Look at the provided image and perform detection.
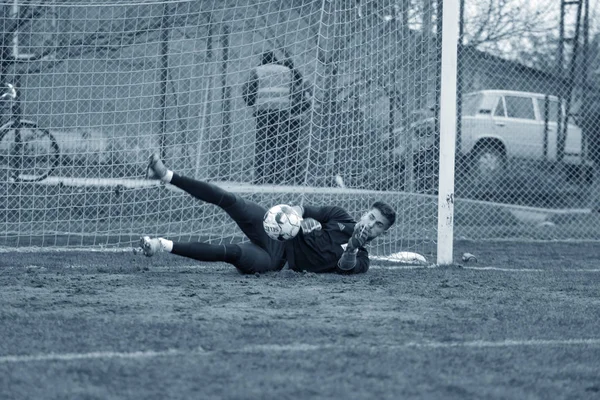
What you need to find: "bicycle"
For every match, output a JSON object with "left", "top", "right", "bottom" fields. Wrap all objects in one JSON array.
[{"left": 0, "top": 83, "right": 60, "bottom": 182}]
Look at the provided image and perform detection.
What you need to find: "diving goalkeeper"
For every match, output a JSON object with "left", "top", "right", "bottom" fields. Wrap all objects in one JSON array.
[{"left": 138, "top": 154, "right": 396, "bottom": 275}]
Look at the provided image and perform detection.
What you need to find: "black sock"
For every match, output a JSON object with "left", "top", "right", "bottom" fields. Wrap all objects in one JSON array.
[
  {"left": 170, "top": 173, "right": 237, "bottom": 208},
  {"left": 172, "top": 242, "right": 241, "bottom": 264}
]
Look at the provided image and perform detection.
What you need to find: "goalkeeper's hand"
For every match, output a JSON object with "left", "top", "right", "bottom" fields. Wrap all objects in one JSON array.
[
  {"left": 301, "top": 218, "right": 322, "bottom": 234},
  {"left": 346, "top": 223, "right": 369, "bottom": 252}
]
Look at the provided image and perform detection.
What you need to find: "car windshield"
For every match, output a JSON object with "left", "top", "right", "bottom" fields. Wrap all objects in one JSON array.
[{"left": 462, "top": 93, "right": 482, "bottom": 116}]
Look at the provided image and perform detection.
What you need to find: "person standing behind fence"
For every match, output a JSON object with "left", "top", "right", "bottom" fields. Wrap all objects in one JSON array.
[{"left": 242, "top": 51, "right": 311, "bottom": 185}]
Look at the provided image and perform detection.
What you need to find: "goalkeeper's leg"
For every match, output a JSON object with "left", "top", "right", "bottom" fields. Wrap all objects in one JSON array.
[
  {"left": 145, "top": 153, "right": 272, "bottom": 248},
  {"left": 139, "top": 236, "right": 284, "bottom": 273},
  {"left": 146, "top": 153, "right": 237, "bottom": 208}
]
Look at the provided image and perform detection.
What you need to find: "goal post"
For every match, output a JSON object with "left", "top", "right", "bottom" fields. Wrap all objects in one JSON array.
[
  {"left": 436, "top": 0, "right": 460, "bottom": 266},
  {"left": 1, "top": 0, "right": 451, "bottom": 262}
]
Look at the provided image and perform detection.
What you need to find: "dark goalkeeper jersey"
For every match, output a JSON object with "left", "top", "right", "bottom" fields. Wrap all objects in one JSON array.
[{"left": 284, "top": 205, "right": 369, "bottom": 274}]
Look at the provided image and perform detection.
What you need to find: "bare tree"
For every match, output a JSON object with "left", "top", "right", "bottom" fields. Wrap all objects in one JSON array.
[{"left": 464, "top": 0, "right": 556, "bottom": 56}]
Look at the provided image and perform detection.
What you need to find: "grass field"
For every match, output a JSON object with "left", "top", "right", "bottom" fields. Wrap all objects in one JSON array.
[{"left": 1, "top": 240, "right": 599, "bottom": 399}]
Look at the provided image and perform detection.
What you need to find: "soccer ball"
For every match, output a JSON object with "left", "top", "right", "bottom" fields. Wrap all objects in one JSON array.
[{"left": 263, "top": 204, "right": 303, "bottom": 241}]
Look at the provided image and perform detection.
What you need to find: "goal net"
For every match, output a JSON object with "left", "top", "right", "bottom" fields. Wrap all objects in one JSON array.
[{"left": 0, "top": 0, "right": 443, "bottom": 259}]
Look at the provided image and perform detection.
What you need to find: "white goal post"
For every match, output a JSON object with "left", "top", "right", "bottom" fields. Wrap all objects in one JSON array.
[
  {"left": 436, "top": 0, "right": 460, "bottom": 265},
  {"left": 0, "top": 0, "right": 462, "bottom": 264}
]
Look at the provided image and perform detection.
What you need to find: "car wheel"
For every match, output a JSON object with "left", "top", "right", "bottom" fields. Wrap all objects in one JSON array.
[{"left": 470, "top": 144, "right": 505, "bottom": 184}]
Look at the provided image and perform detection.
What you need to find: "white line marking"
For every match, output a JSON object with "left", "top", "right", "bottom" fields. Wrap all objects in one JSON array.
[
  {"left": 370, "top": 265, "right": 439, "bottom": 270},
  {"left": 3, "top": 260, "right": 600, "bottom": 273},
  {"left": 457, "top": 266, "right": 539, "bottom": 272},
  {"left": 371, "top": 265, "right": 600, "bottom": 272},
  {"left": 460, "top": 266, "right": 600, "bottom": 273},
  {"left": 2, "top": 338, "right": 599, "bottom": 364},
  {"left": 0, "top": 246, "right": 135, "bottom": 254},
  {"left": 399, "top": 338, "right": 600, "bottom": 349},
  {"left": 0, "top": 349, "right": 186, "bottom": 363}
]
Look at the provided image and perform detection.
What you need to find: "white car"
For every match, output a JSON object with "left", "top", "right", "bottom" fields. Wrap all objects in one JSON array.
[{"left": 392, "top": 90, "right": 591, "bottom": 185}]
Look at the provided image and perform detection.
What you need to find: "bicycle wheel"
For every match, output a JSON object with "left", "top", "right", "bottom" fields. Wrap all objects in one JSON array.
[{"left": 0, "top": 120, "right": 60, "bottom": 182}]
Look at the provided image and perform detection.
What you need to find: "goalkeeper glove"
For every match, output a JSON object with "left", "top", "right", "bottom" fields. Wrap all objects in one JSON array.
[
  {"left": 301, "top": 218, "right": 322, "bottom": 234},
  {"left": 346, "top": 223, "right": 369, "bottom": 252}
]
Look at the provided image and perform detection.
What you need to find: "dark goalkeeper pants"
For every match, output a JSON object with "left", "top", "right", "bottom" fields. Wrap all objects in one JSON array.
[{"left": 170, "top": 173, "right": 287, "bottom": 274}]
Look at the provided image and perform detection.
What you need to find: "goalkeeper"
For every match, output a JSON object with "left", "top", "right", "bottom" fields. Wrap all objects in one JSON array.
[{"left": 138, "top": 154, "right": 396, "bottom": 275}]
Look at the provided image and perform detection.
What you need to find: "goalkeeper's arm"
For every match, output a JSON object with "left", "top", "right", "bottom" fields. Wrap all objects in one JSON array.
[
  {"left": 338, "top": 248, "right": 369, "bottom": 273},
  {"left": 338, "top": 224, "right": 370, "bottom": 273},
  {"left": 338, "top": 247, "right": 358, "bottom": 270}
]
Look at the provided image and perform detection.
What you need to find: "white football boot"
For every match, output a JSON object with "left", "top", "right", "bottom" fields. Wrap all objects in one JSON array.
[
  {"left": 139, "top": 236, "right": 163, "bottom": 257},
  {"left": 146, "top": 153, "right": 168, "bottom": 180}
]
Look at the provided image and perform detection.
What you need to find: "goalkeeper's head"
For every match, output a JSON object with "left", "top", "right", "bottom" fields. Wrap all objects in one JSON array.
[{"left": 357, "top": 201, "right": 396, "bottom": 240}]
